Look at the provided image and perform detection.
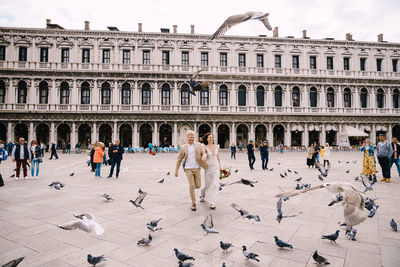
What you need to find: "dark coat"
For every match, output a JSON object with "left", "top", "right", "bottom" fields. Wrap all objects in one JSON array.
[{"left": 109, "top": 145, "right": 124, "bottom": 160}]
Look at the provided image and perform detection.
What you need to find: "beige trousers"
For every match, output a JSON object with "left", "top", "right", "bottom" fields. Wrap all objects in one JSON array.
[{"left": 184, "top": 168, "right": 201, "bottom": 205}]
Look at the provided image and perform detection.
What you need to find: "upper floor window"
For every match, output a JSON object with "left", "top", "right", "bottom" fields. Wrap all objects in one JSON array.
[
  {"left": 343, "top": 88, "right": 351, "bottom": 107},
  {"left": 0, "top": 80, "right": 6, "bottom": 103},
  {"left": 393, "top": 89, "right": 399, "bottom": 108},
  {"left": 82, "top": 49, "right": 90, "bottom": 63},
  {"left": 161, "top": 83, "right": 170, "bottom": 105},
  {"left": 274, "top": 86, "right": 282, "bottom": 107},
  {"left": 392, "top": 59, "right": 398, "bottom": 72},
  {"left": 201, "top": 52, "right": 208, "bottom": 66},
  {"left": 181, "top": 84, "right": 190, "bottom": 105},
  {"left": 0, "top": 46, "right": 5, "bottom": 61},
  {"left": 344, "top": 57, "right": 350, "bottom": 70},
  {"left": 327, "top": 57, "right": 334, "bottom": 70},
  {"left": 40, "top": 48, "right": 48, "bottom": 62},
  {"left": 121, "top": 82, "right": 131, "bottom": 105},
  {"left": 143, "top": 50, "right": 150, "bottom": 64},
  {"left": 122, "top": 50, "right": 130, "bottom": 64},
  {"left": 310, "top": 56, "right": 317, "bottom": 69},
  {"left": 18, "top": 47, "right": 27, "bottom": 62},
  {"left": 102, "top": 49, "right": 110, "bottom": 64},
  {"left": 256, "top": 85, "right": 264, "bottom": 106},
  {"left": 292, "top": 55, "right": 299, "bottom": 69},
  {"left": 220, "top": 53, "right": 227, "bottom": 67},
  {"left": 376, "top": 88, "right": 384, "bottom": 108},
  {"left": 142, "top": 83, "right": 151, "bottom": 105},
  {"left": 61, "top": 48, "right": 69, "bottom": 63},
  {"left": 39, "top": 81, "right": 48, "bottom": 104},
  {"left": 256, "top": 54, "right": 264, "bottom": 68},
  {"left": 238, "top": 54, "right": 246, "bottom": 67},
  {"left": 360, "top": 58, "right": 366, "bottom": 71},
  {"left": 376, "top": 58, "right": 383, "bottom": 71},
  {"left": 310, "top": 87, "right": 317, "bottom": 107},
  {"left": 17, "top": 81, "right": 27, "bottom": 103},
  {"left": 219, "top": 85, "right": 228, "bottom": 106},
  {"left": 181, "top": 51, "right": 189, "bottom": 66},
  {"left": 60, "top": 82, "right": 69, "bottom": 104},
  {"left": 101, "top": 82, "right": 111, "bottom": 104},
  {"left": 327, "top": 87, "right": 335, "bottom": 107},
  {"left": 292, "top": 87, "right": 300, "bottom": 107},
  {"left": 275, "top": 55, "right": 281, "bottom": 68},
  {"left": 162, "top": 51, "right": 170, "bottom": 65},
  {"left": 200, "top": 89, "right": 209, "bottom": 105},
  {"left": 238, "top": 85, "right": 246, "bottom": 106},
  {"left": 81, "top": 82, "right": 90, "bottom": 104},
  {"left": 360, "top": 88, "right": 368, "bottom": 108}
]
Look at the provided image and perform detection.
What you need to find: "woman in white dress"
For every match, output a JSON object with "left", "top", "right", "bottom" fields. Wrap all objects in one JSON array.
[{"left": 200, "top": 133, "right": 222, "bottom": 209}]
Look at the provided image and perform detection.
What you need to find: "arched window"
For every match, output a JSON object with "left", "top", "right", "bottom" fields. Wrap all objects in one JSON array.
[
  {"left": 101, "top": 82, "right": 111, "bottom": 104},
  {"left": 161, "top": 83, "right": 170, "bottom": 105},
  {"left": 274, "top": 86, "right": 282, "bottom": 107},
  {"left": 0, "top": 80, "right": 6, "bottom": 104},
  {"left": 200, "top": 88, "right": 209, "bottom": 105},
  {"left": 17, "top": 81, "right": 27, "bottom": 104},
  {"left": 292, "top": 86, "right": 300, "bottom": 107},
  {"left": 238, "top": 85, "right": 246, "bottom": 106},
  {"left": 256, "top": 85, "right": 264, "bottom": 106},
  {"left": 219, "top": 85, "right": 228, "bottom": 106},
  {"left": 360, "top": 88, "right": 368, "bottom": 108},
  {"left": 81, "top": 82, "right": 90, "bottom": 104},
  {"left": 142, "top": 83, "right": 151, "bottom": 105},
  {"left": 377, "top": 88, "right": 384, "bottom": 108},
  {"left": 393, "top": 89, "right": 399, "bottom": 109},
  {"left": 343, "top": 88, "right": 351, "bottom": 107},
  {"left": 310, "top": 87, "right": 317, "bottom": 107},
  {"left": 39, "top": 81, "right": 48, "bottom": 104},
  {"left": 181, "top": 84, "right": 190, "bottom": 105},
  {"left": 60, "top": 82, "right": 69, "bottom": 104},
  {"left": 327, "top": 87, "right": 335, "bottom": 107},
  {"left": 121, "top": 82, "right": 131, "bottom": 105}
]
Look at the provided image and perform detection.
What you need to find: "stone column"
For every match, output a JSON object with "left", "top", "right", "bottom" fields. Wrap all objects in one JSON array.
[
  {"left": 303, "top": 123, "right": 309, "bottom": 147},
  {"left": 285, "top": 85, "right": 290, "bottom": 107},
  {"left": 387, "top": 88, "right": 392, "bottom": 109},
  {"left": 211, "top": 83, "right": 218, "bottom": 107},
  {"left": 133, "top": 122, "right": 138, "bottom": 147},
  {"left": 113, "top": 121, "right": 118, "bottom": 142},
  {"left": 92, "top": 81, "right": 99, "bottom": 106},
  {"left": 250, "top": 122, "right": 255, "bottom": 142},
  {"left": 29, "top": 79, "right": 35, "bottom": 105},
  {"left": 371, "top": 124, "right": 376, "bottom": 144},
  {"left": 7, "top": 122, "right": 13, "bottom": 142},
  {"left": 193, "top": 122, "right": 198, "bottom": 138},
  {"left": 267, "top": 84, "right": 273, "bottom": 107},
  {"left": 285, "top": 123, "right": 291, "bottom": 147},
  {"left": 173, "top": 122, "right": 178, "bottom": 147},
  {"left": 50, "top": 122, "right": 55, "bottom": 144},
  {"left": 320, "top": 85, "right": 325, "bottom": 108},
  {"left": 174, "top": 82, "right": 179, "bottom": 107},
  {"left": 92, "top": 122, "right": 97, "bottom": 143},
  {"left": 153, "top": 121, "right": 158, "bottom": 145},
  {"left": 134, "top": 81, "right": 139, "bottom": 105},
  {"left": 355, "top": 87, "right": 360, "bottom": 108},
  {"left": 230, "top": 83, "right": 236, "bottom": 109},
  {"left": 230, "top": 122, "right": 236, "bottom": 145},
  {"left": 71, "top": 122, "right": 76, "bottom": 148},
  {"left": 321, "top": 124, "right": 326, "bottom": 145},
  {"left": 153, "top": 82, "right": 159, "bottom": 106},
  {"left": 113, "top": 81, "right": 119, "bottom": 106},
  {"left": 51, "top": 80, "right": 57, "bottom": 105},
  {"left": 72, "top": 80, "right": 78, "bottom": 105},
  {"left": 29, "top": 122, "right": 34, "bottom": 143},
  {"left": 249, "top": 84, "right": 254, "bottom": 107},
  {"left": 387, "top": 123, "right": 392, "bottom": 141},
  {"left": 370, "top": 88, "right": 376, "bottom": 109},
  {"left": 337, "top": 86, "right": 343, "bottom": 108},
  {"left": 268, "top": 123, "right": 273, "bottom": 147},
  {"left": 302, "top": 85, "right": 308, "bottom": 108},
  {"left": 7, "top": 78, "right": 14, "bottom": 104}
]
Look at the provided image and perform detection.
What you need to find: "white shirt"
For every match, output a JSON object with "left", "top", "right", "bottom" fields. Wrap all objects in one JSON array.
[{"left": 184, "top": 143, "right": 200, "bottom": 169}]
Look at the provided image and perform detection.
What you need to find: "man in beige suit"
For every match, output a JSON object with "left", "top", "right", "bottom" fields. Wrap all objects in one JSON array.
[{"left": 175, "top": 130, "right": 208, "bottom": 211}]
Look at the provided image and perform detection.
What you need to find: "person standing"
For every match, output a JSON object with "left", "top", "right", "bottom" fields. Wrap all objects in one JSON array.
[
  {"left": 260, "top": 140, "right": 269, "bottom": 170},
  {"left": 49, "top": 142, "right": 58, "bottom": 159},
  {"left": 230, "top": 143, "right": 237, "bottom": 159},
  {"left": 323, "top": 143, "right": 331, "bottom": 168},
  {"left": 40, "top": 142, "right": 46, "bottom": 157},
  {"left": 306, "top": 143, "right": 315, "bottom": 168},
  {"left": 108, "top": 140, "right": 124, "bottom": 178},
  {"left": 376, "top": 134, "right": 393, "bottom": 183},
  {"left": 93, "top": 142, "right": 105, "bottom": 177},
  {"left": 314, "top": 142, "right": 321, "bottom": 163},
  {"left": 30, "top": 140, "right": 42, "bottom": 179},
  {"left": 390, "top": 137, "right": 400, "bottom": 178},
  {"left": 247, "top": 140, "right": 256, "bottom": 170},
  {"left": 66, "top": 142, "right": 71, "bottom": 154},
  {"left": 361, "top": 139, "right": 377, "bottom": 182},
  {"left": 238, "top": 141, "right": 243, "bottom": 152},
  {"left": 0, "top": 143, "right": 7, "bottom": 186},
  {"left": 175, "top": 130, "right": 207, "bottom": 211},
  {"left": 75, "top": 143, "right": 80, "bottom": 154},
  {"left": 90, "top": 143, "right": 96, "bottom": 172},
  {"left": 11, "top": 137, "right": 31, "bottom": 179},
  {"left": 7, "top": 141, "right": 13, "bottom": 155}
]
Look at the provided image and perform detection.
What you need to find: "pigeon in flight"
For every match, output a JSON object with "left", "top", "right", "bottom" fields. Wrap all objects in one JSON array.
[
  {"left": 49, "top": 181, "right": 65, "bottom": 190},
  {"left": 220, "top": 241, "right": 233, "bottom": 252},
  {"left": 69, "top": 172, "right": 74, "bottom": 176},
  {"left": 57, "top": 213, "right": 104, "bottom": 236},
  {"left": 231, "top": 203, "right": 260, "bottom": 222},
  {"left": 321, "top": 230, "right": 340, "bottom": 244},
  {"left": 294, "top": 177, "right": 302, "bottom": 182},
  {"left": 229, "top": 178, "right": 257, "bottom": 187},
  {"left": 276, "top": 198, "right": 303, "bottom": 223},
  {"left": 242, "top": 245, "right": 260, "bottom": 262},
  {"left": 313, "top": 250, "right": 330, "bottom": 265},
  {"left": 390, "top": 219, "right": 398, "bottom": 232},
  {"left": 137, "top": 234, "right": 152, "bottom": 246},
  {"left": 203, "top": 213, "right": 214, "bottom": 228},
  {"left": 2, "top": 257, "right": 24, "bottom": 267},
  {"left": 315, "top": 162, "right": 328, "bottom": 177},
  {"left": 101, "top": 193, "right": 113, "bottom": 201},
  {"left": 274, "top": 236, "right": 293, "bottom": 249},
  {"left": 87, "top": 254, "right": 106, "bottom": 267},
  {"left": 209, "top": 11, "right": 272, "bottom": 40},
  {"left": 147, "top": 218, "right": 162, "bottom": 232},
  {"left": 174, "top": 248, "right": 195, "bottom": 262},
  {"left": 188, "top": 70, "right": 210, "bottom": 96},
  {"left": 130, "top": 191, "right": 147, "bottom": 209},
  {"left": 364, "top": 197, "right": 379, "bottom": 218},
  {"left": 360, "top": 175, "right": 374, "bottom": 192},
  {"left": 201, "top": 223, "right": 219, "bottom": 235}
]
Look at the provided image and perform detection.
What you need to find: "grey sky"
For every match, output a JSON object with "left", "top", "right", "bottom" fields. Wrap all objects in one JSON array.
[{"left": 0, "top": 0, "right": 399, "bottom": 42}]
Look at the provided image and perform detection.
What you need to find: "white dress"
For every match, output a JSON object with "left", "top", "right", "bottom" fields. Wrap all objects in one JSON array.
[{"left": 201, "top": 146, "right": 220, "bottom": 205}]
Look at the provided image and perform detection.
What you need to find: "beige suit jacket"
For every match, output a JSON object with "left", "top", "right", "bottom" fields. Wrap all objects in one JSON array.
[{"left": 175, "top": 142, "right": 208, "bottom": 172}]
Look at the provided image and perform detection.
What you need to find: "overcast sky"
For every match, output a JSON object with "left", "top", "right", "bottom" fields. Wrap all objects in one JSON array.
[{"left": 0, "top": 0, "right": 399, "bottom": 42}]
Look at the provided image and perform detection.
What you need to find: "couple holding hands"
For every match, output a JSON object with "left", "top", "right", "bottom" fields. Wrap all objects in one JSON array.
[{"left": 175, "top": 130, "right": 222, "bottom": 211}]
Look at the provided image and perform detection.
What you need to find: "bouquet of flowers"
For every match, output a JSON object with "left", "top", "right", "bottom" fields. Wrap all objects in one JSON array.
[{"left": 219, "top": 167, "right": 231, "bottom": 179}]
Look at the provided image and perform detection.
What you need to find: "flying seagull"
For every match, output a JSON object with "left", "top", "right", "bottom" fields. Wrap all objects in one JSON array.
[
  {"left": 209, "top": 11, "right": 272, "bottom": 40},
  {"left": 57, "top": 213, "right": 104, "bottom": 236},
  {"left": 87, "top": 254, "right": 106, "bottom": 267},
  {"left": 2, "top": 257, "right": 24, "bottom": 267}
]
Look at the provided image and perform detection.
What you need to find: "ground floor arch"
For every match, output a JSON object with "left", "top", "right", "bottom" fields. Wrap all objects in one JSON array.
[
  {"left": 179, "top": 124, "right": 192, "bottom": 145},
  {"left": 99, "top": 123, "right": 112, "bottom": 146},
  {"left": 255, "top": 124, "right": 267, "bottom": 144},
  {"left": 273, "top": 124, "right": 284, "bottom": 146},
  {"left": 57, "top": 123, "right": 70, "bottom": 148},
  {"left": 36, "top": 123, "right": 49, "bottom": 145},
  {"left": 326, "top": 131, "right": 337, "bottom": 146},
  {"left": 78, "top": 124, "right": 91, "bottom": 148},
  {"left": 291, "top": 131, "right": 302, "bottom": 146},
  {"left": 198, "top": 124, "right": 211, "bottom": 140},
  {"left": 159, "top": 123, "right": 172, "bottom": 147},
  {"left": 393, "top": 125, "right": 400, "bottom": 139},
  {"left": 14, "top": 123, "right": 28, "bottom": 141},
  {"left": 236, "top": 124, "right": 248, "bottom": 145},
  {"left": 140, "top": 123, "right": 152, "bottom": 147},
  {"left": 309, "top": 130, "right": 320, "bottom": 145},
  {"left": 217, "top": 124, "right": 230, "bottom": 148},
  {"left": 119, "top": 124, "right": 132, "bottom": 147},
  {"left": 0, "top": 123, "right": 6, "bottom": 142}
]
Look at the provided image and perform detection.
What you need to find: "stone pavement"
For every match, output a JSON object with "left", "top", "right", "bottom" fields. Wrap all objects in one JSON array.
[{"left": 0, "top": 150, "right": 399, "bottom": 267}]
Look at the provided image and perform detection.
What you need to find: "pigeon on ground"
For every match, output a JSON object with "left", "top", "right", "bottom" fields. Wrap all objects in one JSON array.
[
  {"left": 284, "top": 171, "right": 288, "bottom": 176},
  {"left": 2, "top": 257, "right": 24, "bottom": 267},
  {"left": 346, "top": 228, "right": 357, "bottom": 241},
  {"left": 364, "top": 197, "right": 379, "bottom": 218},
  {"left": 101, "top": 194, "right": 113, "bottom": 201},
  {"left": 294, "top": 170, "right": 298, "bottom": 174},
  {"left": 57, "top": 213, "right": 104, "bottom": 235},
  {"left": 328, "top": 193, "right": 343, "bottom": 206},
  {"left": 130, "top": 191, "right": 147, "bottom": 209},
  {"left": 338, "top": 160, "right": 341, "bottom": 163},
  {"left": 354, "top": 176, "right": 360, "bottom": 181},
  {"left": 318, "top": 175, "right": 324, "bottom": 181},
  {"left": 277, "top": 163, "right": 281, "bottom": 165},
  {"left": 390, "top": 219, "right": 398, "bottom": 232},
  {"left": 166, "top": 171, "right": 170, "bottom": 176},
  {"left": 346, "top": 161, "right": 350, "bottom": 164},
  {"left": 10, "top": 174, "right": 15, "bottom": 178},
  {"left": 345, "top": 170, "right": 350, "bottom": 174},
  {"left": 294, "top": 177, "right": 302, "bottom": 182},
  {"left": 313, "top": 250, "right": 330, "bottom": 265},
  {"left": 274, "top": 236, "right": 293, "bottom": 249},
  {"left": 295, "top": 184, "right": 303, "bottom": 190},
  {"left": 287, "top": 169, "right": 292, "bottom": 173},
  {"left": 242, "top": 245, "right": 260, "bottom": 262},
  {"left": 209, "top": 11, "right": 272, "bottom": 40},
  {"left": 87, "top": 254, "right": 106, "bottom": 267},
  {"left": 173, "top": 248, "right": 195, "bottom": 262},
  {"left": 303, "top": 183, "right": 311, "bottom": 189},
  {"left": 138, "top": 188, "right": 144, "bottom": 194},
  {"left": 361, "top": 175, "right": 374, "bottom": 192},
  {"left": 137, "top": 234, "right": 152, "bottom": 246},
  {"left": 147, "top": 218, "right": 162, "bottom": 232},
  {"left": 204, "top": 214, "right": 214, "bottom": 228},
  {"left": 158, "top": 178, "right": 164, "bottom": 183},
  {"left": 201, "top": 223, "right": 219, "bottom": 235},
  {"left": 234, "top": 169, "right": 238, "bottom": 173},
  {"left": 178, "top": 261, "right": 194, "bottom": 267},
  {"left": 220, "top": 241, "right": 233, "bottom": 252},
  {"left": 315, "top": 162, "right": 328, "bottom": 177},
  {"left": 279, "top": 173, "right": 285, "bottom": 178},
  {"left": 69, "top": 172, "right": 74, "bottom": 176},
  {"left": 231, "top": 203, "right": 260, "bottom": 222},
  {"left": 321, "top": 230, "right": 340, "bottom": 244},
  {"left": 229, "top": 178, "right": 257, "bottom": 187},
  {"left": 269, "top": 168, "right": 274, "bottom": 171}
]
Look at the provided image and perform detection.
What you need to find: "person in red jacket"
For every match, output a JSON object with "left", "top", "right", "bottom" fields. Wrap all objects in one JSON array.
[{"left": 93, "top": 142, "right": 105, "bottom": 177}]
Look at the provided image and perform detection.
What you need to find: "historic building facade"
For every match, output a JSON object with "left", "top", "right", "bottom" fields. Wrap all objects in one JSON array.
[{"left": 0, "top": 20, "right": 399, "bottom": 149}]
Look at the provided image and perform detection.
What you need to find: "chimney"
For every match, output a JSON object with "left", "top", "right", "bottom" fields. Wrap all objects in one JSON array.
[
  {"left": 173, "top": 25, "right": 177, "bottom": 33},
  {"left": 84, "top": 21, "right": 90, "bottom": 31},
  {"left": 190, "top": 24, "right": 195, "bottom": 34},
  {"left": 345, "top": 33, "right": 353, "bottom": 41},
  {"left": 46, "top": 19, "right": 51, "bottom": 27},
  {"left": 378, "top": 33, "right": 383, "bottom": 42},
  {"left": 273, "top": 27, "right": 279, "bottom": 37},
  {"left": 302, "top": 30, "right": 307, "bottom": 38},
  {"left": 138, "top": 23, "right": 143, "bottom": 32}
]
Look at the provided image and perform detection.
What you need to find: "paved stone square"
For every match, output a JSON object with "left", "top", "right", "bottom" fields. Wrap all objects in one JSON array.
[{"left": 0, "top": 150, "right": 399, "bottom": 267}]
